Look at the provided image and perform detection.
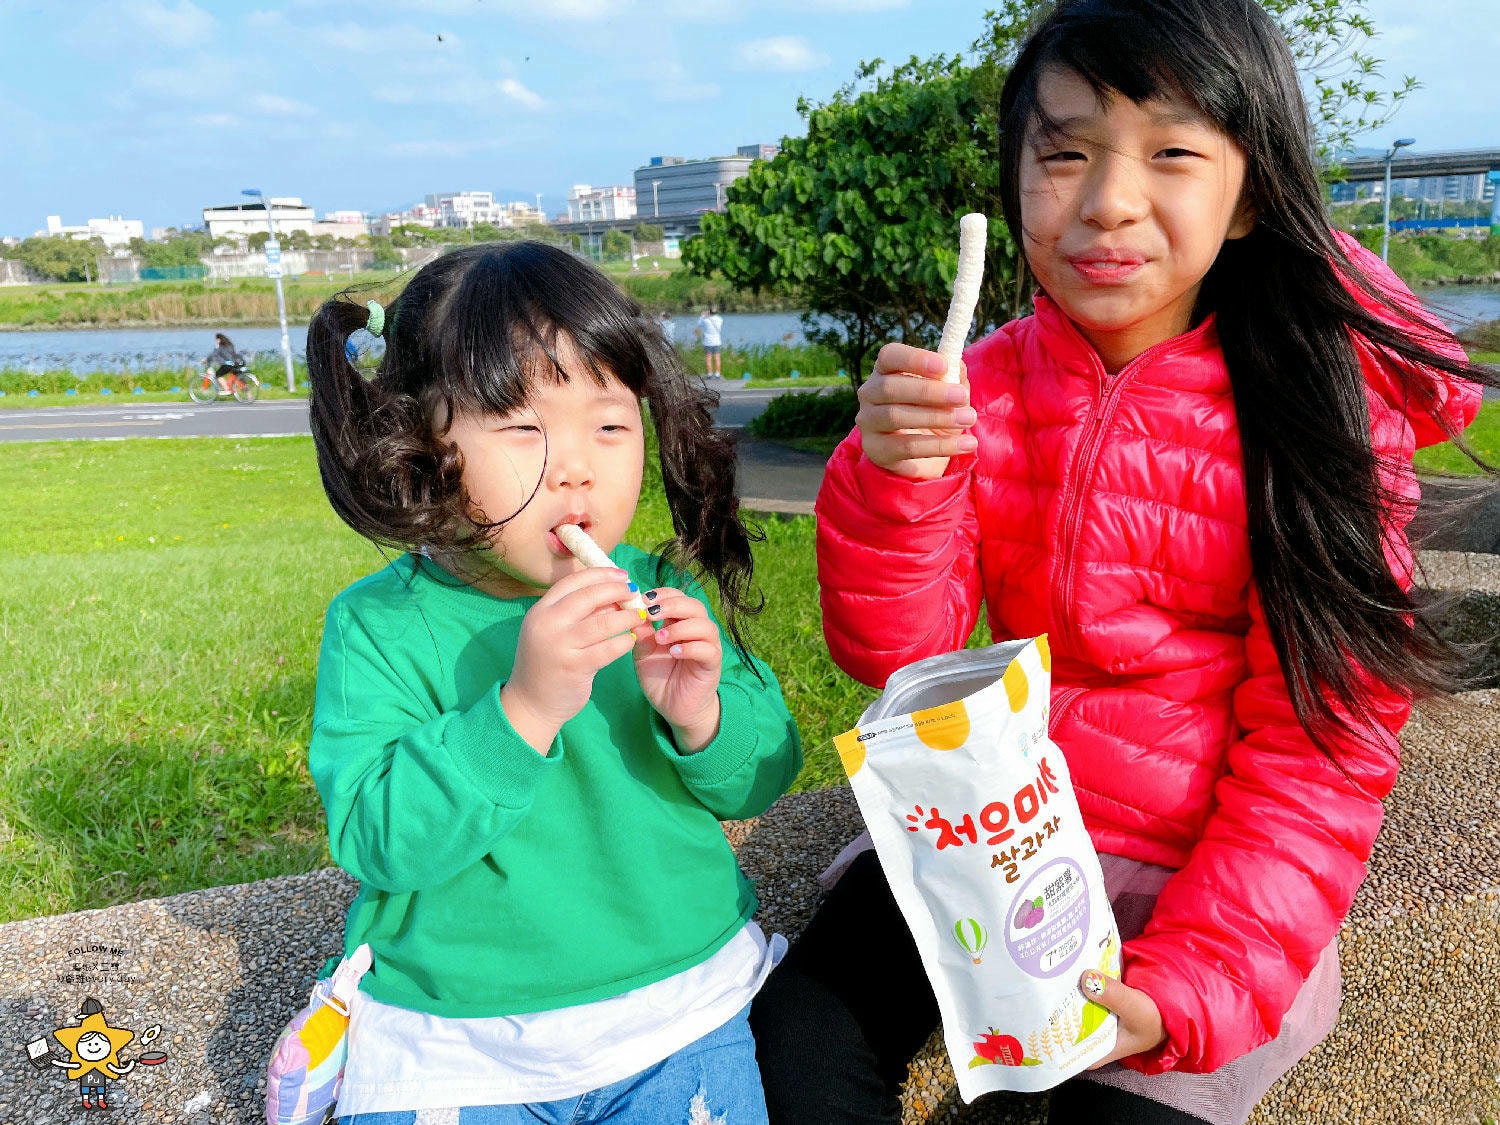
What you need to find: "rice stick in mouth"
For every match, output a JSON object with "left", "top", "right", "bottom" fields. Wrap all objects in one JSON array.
[{"left": 555, "top": 523, "right": 651, "bottom": 621}]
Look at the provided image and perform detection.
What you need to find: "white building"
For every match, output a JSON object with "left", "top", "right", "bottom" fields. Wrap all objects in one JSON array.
[
  {"left": 502, "top": 200, "right": 547, "bottom": 226},
  {"left": 40, "top": 214, "right": 145, "bottom": 247},
  {"left": 372, "top": 203, "right": 441, "bottom": 236},
  {"left": 203, "top": 197, "right": 316, "bottom": 239},
  {"left": 319, "top": 209, "right": 370, "bottom": 237},
  {"left": 425, "top": 191, "right": 510, "bottom": 228},
  {"left": 566, "top": 185, "right": 637, "bottom": 223}
]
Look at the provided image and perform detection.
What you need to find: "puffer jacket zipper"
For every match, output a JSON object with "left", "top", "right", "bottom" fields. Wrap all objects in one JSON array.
[{"left": 1054, "top": 331, "right": 1205, "bottom": 656}]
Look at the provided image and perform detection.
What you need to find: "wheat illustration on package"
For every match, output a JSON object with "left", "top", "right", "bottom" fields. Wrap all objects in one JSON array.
[{"left": 834, "top": 637, "right": 1121, "bottom": 1100}]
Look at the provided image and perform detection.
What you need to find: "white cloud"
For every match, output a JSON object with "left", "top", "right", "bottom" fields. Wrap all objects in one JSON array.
[
  {"left": 733, "top": 35, "right": 830, "bottom": 72},
  {"left": 640, "top": 61, "right": 720, "bottom": 103},
  {"left": 387, "top": 138, "right": 502, "bottom": 158},
  {"left": 488, "top": 0, "right": 631, "bottom": 18},
  {"left": 789, "top": 0, "right": 909, "bottom": 8},
  {"left": 125, "top": 0, "right": 215, "bottom": 48},
  {"left": 374, "top": 75, "right": 545, "bottom": 111},
  {"left": 498, "top": 78, "right": 544, "bottom": 109},
  {"left": 250, "top": 93, "right": 317, "bottom": 117}
]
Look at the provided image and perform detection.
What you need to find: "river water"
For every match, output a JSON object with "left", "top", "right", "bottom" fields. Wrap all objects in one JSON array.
[
  {"left": 2, "top": 287, "right": 1497, "bottom": 375},
  {"left": 0, "top": 312, "right": 813, "bottom": 375}
]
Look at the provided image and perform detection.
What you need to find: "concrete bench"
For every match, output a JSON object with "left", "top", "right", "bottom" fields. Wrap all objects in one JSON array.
[{"left": 1, "top": 555, "right": 1496, "bottom": 1124}]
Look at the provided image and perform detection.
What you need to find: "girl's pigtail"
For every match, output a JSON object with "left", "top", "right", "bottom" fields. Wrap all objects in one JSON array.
[
  {"left": 306, "top": 292, "right": 465, "bottom": 551},
  {"left": 642, "top": 328, "right": 765, "bottom": 662}
]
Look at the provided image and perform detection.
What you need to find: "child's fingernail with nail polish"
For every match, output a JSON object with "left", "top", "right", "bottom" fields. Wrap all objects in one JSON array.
[
  {"left": 644, "top": 589, "right": 659, "bottom": 601},
  {"left": 647, "top": 604, "right": 661, "bottom": 616},
  {"left": 627, "top": 581, "right": 639, "bottom": 592},
  {"left": 669, "top": 644, "right": 682, "bottom": 656}
]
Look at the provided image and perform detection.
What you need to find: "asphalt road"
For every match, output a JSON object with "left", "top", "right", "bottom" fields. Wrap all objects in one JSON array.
[
  {"left": 0, "top": 381, "right": 833, "bottom": 512},
  {"left": 0, "top": 380, "right": 798, "bottom": 443}
]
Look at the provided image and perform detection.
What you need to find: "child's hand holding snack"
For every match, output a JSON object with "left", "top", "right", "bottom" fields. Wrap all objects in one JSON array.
[
  {"left": 856, "top": 343, "right": 977, "bottom": 480},
  {"left": 631, "top": 586, "right": 723, "bottom": 753}
]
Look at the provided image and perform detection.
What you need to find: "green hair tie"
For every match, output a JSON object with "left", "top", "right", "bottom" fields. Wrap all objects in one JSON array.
[{"left": 365, "top": 300, "right": 386, "bottom": 338}]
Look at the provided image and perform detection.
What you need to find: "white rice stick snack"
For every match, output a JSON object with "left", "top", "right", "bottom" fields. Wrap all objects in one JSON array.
[
  {"left": 936, "top": 213, "right": 988, "bottom": 384},
  {"left": 554, "top": 523, "right": 650, "bottom": 622},
  {"left": 834, "top": 637, "right": 1120, "bottom": 1098}
]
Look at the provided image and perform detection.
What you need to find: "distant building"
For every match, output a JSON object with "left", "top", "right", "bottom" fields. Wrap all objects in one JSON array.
[
  {"left": 1330, "top": 172, "right": 1494, "bottom": 205},
  {"left": 321, "top": 209, "right": 370, "bottom": 236},
  {"left": 632, "top": 147, "right": 773, "bottom": 219},
  {"left": 203, "top": 197, "right": 316, "bottom": 239},
  {"left": 39, "top": 214, "right": 144, "bottom": 247},
  {"left": 502, "top": 200, "right": 546, "bottom": 226},
  {"left": 566, "top": 185, "right": 637, "bottom": 223},
  {"left": 372, "top": 203, "right": 442, "bottom": 236},
  {"left": 424, "top": 191, "right": 509, "bottom": 228}
]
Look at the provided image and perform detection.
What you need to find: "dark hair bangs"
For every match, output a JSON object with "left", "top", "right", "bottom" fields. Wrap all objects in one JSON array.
[
  {"left": 999, "top": 0, "right": 1283, "bottom": 237},
  {"left": 427, "top": 243, "right": 657, "bottom": 426}
]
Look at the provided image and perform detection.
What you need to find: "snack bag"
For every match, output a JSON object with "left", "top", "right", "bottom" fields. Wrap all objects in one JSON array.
[{"left": 834, "top": 637, "right": 1120, "bottom": 1099}]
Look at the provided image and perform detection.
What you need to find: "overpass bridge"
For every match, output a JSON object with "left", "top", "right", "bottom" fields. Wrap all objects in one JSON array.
[
  {"left": 1332, "top": 148, "right": 1500, "bottom": 225},
  {"left": 1335, "top": 148, "right": 1500, "bottom": 182}
]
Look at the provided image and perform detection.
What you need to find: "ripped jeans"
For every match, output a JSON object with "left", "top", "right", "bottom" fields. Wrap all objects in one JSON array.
[{"left": 337, "top": 1006, "right": 767, "bottom": 1125}]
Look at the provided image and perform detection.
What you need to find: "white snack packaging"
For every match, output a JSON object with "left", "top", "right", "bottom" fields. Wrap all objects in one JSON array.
[{"left": 833, "top": 637, "right": 1120, "bottom": 1099}]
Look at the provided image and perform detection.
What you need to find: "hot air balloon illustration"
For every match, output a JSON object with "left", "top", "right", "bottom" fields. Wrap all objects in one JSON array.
[{"left": 952, "top": 917, "right": 989, "bottom": 964}]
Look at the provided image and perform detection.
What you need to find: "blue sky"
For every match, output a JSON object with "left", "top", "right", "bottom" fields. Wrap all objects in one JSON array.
[{"left": 0, "top": 0, "right": 1495, "bottom": 239}]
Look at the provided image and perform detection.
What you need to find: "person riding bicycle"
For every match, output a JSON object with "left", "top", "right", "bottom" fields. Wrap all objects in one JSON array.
[{"left": 204, "top": 334, "right": 247, "bottom": 391}]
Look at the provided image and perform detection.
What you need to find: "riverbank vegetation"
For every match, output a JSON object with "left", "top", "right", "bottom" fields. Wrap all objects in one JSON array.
[{"left": 0, "top": 262, "right": 789, "bottom": 329}]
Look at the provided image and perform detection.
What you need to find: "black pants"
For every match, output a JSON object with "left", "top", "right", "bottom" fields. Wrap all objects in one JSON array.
[{"left": 750, "top": 850, "right": 1209, "bottom": 1125}]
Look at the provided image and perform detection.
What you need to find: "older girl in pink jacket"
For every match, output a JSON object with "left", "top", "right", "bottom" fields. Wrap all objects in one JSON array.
[{"left": 751, "top": 2, "right": 1491, "bottom": 1123}]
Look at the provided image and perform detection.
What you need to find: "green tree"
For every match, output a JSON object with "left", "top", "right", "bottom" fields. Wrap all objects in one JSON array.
[
  {"left": 16, "top": 235, "right": 106, "bottom": 282},
  {"left": 602, "top": 229, "right": 633, "bottom": 258},
  {"left": 685, "top": 55, "right": 1014, "bottom": 381},
  {"left": 140, "top": 230, "right": 217, "bottom": 268},
  {"left": 248, "top": 231, "right": 270, "bottom": 252},
  {"left": 634, "top": 223, "right": 665, "bottom": 243}
]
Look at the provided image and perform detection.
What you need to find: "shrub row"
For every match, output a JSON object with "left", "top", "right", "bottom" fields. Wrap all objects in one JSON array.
[{"left": 749, "top": 388, "right": 859, "bottom": 441}]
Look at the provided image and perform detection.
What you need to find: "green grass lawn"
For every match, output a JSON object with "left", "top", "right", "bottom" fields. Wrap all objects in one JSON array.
[
  {"left": 0, "top": 436, "right": 875, "bottom": 923},
  {"left": 1414, "top": 398, "right": 1500, "bottom": 475}
]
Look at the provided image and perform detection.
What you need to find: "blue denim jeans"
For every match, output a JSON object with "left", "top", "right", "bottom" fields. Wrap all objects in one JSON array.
[{"left": 338, "top": 1006, "right": 766, "bottom": 1125}]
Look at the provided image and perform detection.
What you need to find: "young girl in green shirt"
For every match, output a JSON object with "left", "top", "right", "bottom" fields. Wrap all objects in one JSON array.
[{"left": 303, "top": 242, "right": 802, "bottom": 1124}]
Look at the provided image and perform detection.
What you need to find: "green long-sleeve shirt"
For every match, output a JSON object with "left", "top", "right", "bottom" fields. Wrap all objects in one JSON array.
[{"left": 310, "top": 547, "right": 802, "bottom": 1018}]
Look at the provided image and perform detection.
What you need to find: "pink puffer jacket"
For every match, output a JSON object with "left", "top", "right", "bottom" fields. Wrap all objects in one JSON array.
[{"left": 814, "top": 239, "right": 1479, "bottom": 1074}]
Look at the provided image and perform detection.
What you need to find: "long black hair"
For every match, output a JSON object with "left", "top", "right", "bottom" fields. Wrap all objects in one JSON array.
[
  {"left": 997, "top": 0, "right": 1497, "bottom": 755},
  {"left": 305, "top": 241, "right": 763, "bottom": 653}
]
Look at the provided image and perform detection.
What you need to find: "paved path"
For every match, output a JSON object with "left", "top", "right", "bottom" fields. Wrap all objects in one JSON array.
[{"left": 0, "top": 380, "right": 803, "bottom": 444}]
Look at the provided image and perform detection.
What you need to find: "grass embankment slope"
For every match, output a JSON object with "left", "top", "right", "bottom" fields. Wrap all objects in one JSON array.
[{"left": 0, "top": 436, "right": 871, "bottom": 923}]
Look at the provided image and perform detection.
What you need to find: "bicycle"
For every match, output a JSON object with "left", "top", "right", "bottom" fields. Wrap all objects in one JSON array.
[{"left": 188, "top": 364, "right": 261, "bottom": 404}]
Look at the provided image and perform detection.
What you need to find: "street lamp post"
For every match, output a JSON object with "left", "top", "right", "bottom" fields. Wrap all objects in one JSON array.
[
  {"left": 651, "top": 180, "right": 661, "bottom": 219},
  {"left": 242, "top": 188, "right": 297, "bottom": 392},
  {"left": 1380, "top": 138, "right": 1415, "bottom": 263}
]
